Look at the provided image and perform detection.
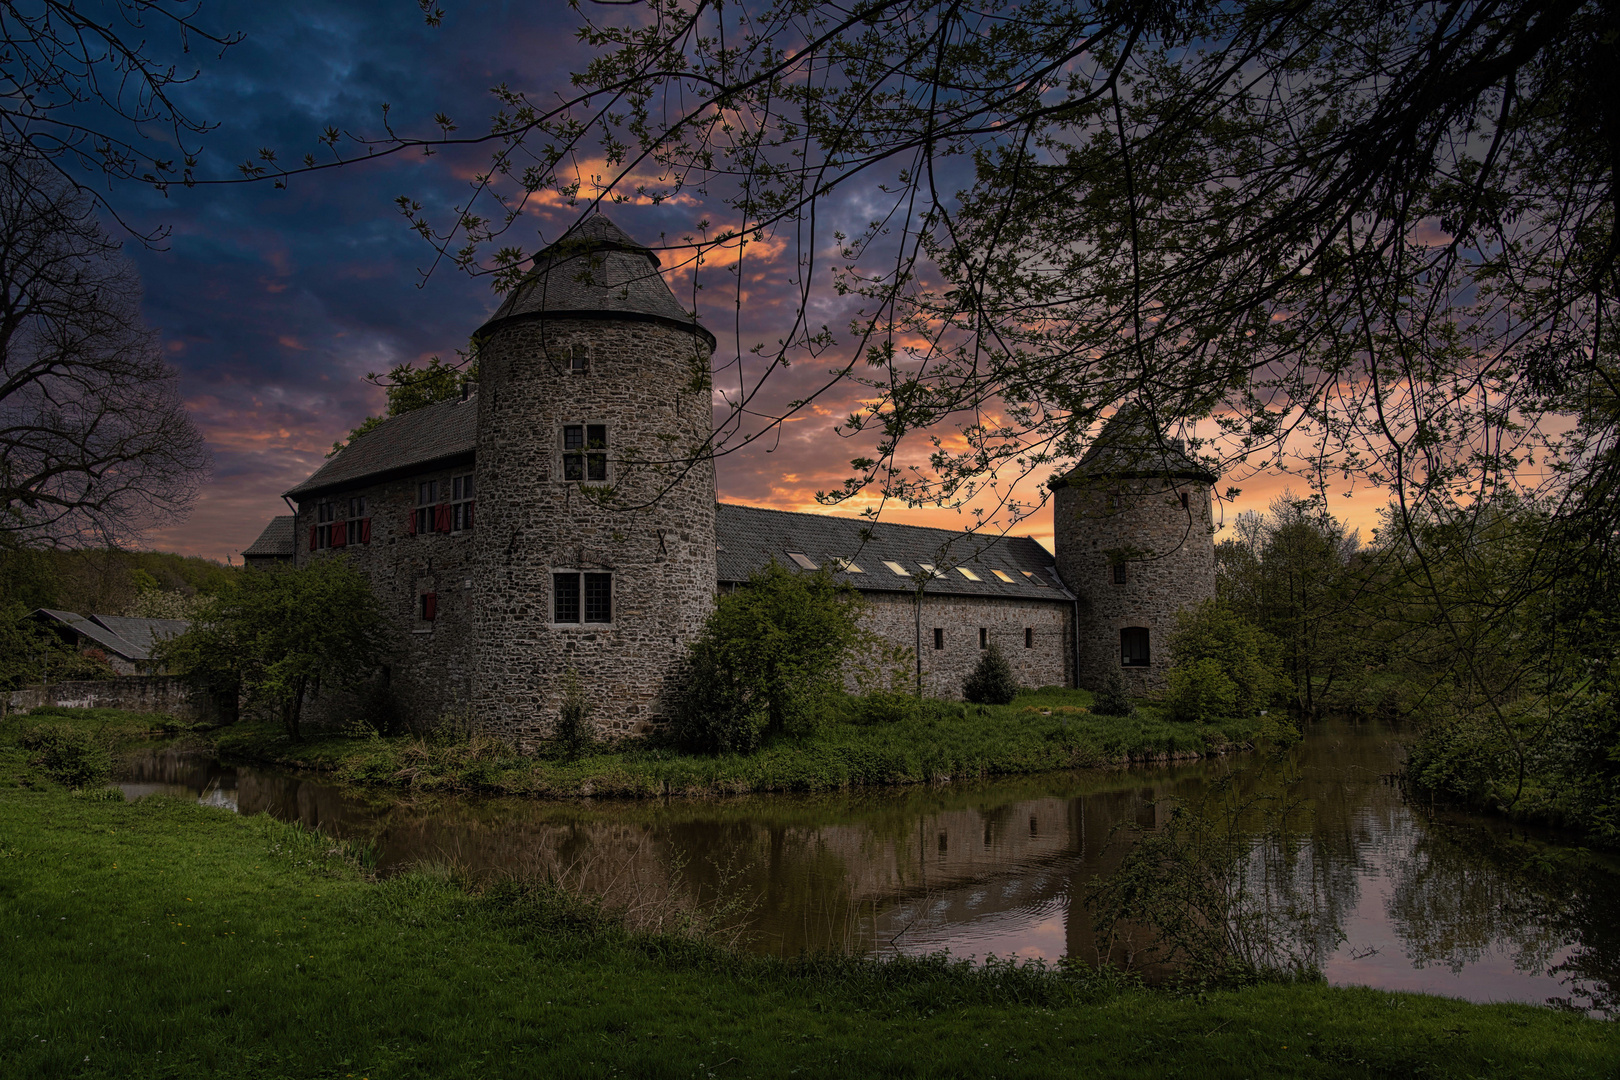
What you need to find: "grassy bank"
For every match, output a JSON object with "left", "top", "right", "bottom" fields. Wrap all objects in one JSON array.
[
  {"left": 211, "top": 689, "right": 1269, "bottom": 798},
  {"left": 1, "top": 779, "right": 1614, "bottom": 1079}
]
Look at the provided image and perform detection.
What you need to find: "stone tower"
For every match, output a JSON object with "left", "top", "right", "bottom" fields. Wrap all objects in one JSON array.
[
  {"left": 470, "top": 216, "right": 718, "bottom": 744},
  {"left": 1052, "top": 405, "right": 1218, "bottom": 694}
]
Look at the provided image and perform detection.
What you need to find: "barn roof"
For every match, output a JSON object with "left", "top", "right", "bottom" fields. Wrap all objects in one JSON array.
[
  {"left": 478, "top": 215, "right": 716, "bottom": 351},
  {"left": 242, "top": 515, "right": 295, "bottom": 559},
  {"left": 29, "top": 610, "right": 188, "bottom": 661},
  {"left": 285, "top": 395, "right": 478, "bottom": 498},
  {"left": 715, "top": 504, "right": 1071, "bottom": 601}
]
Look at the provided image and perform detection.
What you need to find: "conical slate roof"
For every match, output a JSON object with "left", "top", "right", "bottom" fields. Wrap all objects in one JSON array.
[
  {"left": 477, "top": 215, "right": 716, "bottom": 350},
  {"left": 1054, "top": 403, "right": 1217, "bottom": 485}
]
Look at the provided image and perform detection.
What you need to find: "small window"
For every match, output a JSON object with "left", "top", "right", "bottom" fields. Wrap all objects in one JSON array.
[
  {"left": 348, "top": 496, "right": 367, "bottom": 519},
  {"left": 883, "top": 561, "right": 908, "bottom": 576},
  {"left": 420, "top": 592, "right": 437, "bottom": 622},
  {"left": 785, "top": 551, "right": 819, "bottom": 571},
  {"left": 553, "top": 572, "right": 612, "bottom": 624},
  {"left": 1113, "top": 563, "right": 1128, "bottom": 585},
  {"left": 451, "top": 473, "right": 476, "bottom": 531},
  {"left": 1180, "top": 491, "right": 1189, "bottom": 510},
  {"left": 415, "top": 481, "right": 437, "bottom": 536},
  {"left": 1122, "top": 627, "right": 1150, "bottom": 667},
  {"left": 553, "top": 573, "right": 581, "bottom": 623},
  {"left": 920, "top": 563, "right": 938, "bottom": 577},
  {"left": 958, "top": 567, "right": 981, "bottom": 581},
  {"left": 584, "top": 573, "right": 612, "bottom": 622},
  {"left": 1025, "top": 628, "right": 1033, "bottom": 649},
  {"left": 832, "top": 557, "right": 864, "bottom": 574},
  {"left": 1021, "top": 570, "right": 1050, "bottom": 588},
  {"left": 979, "top": 627, "right": 988, "bottom": 649},
  {"left": 562, "top": 424, "right": 608, "bottom": 482},
  {"left": 314, "top": 501, "right": 337, "bottom": 549},
  {"left": 992, "top": 569, "right": 1015, "bottom": 583},
  {"left": 570, "top": 347, "right": 588, "bottom": 374},
  {"left": 933, "top": 628, "right": 944, "bottom": 650}
]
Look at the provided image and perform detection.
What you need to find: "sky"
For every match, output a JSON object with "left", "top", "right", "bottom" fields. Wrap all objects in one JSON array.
[{"left": 97, "top": 0, "right": 1392, "bottom": 564}]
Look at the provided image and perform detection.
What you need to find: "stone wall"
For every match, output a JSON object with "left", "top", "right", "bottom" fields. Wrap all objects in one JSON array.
[
  {"left": 6, "top": 677, "right": 213, "bottom": 721},
  {"left": 472, "top": 317, "right": 718, "bottom": 746},
  {"left": 860, "top": 591, "right": 1073, "bottom": 698},
  {"left": 292, "top": 439, "right": 479, "bottom": 733},
  {"left": 1053, "top": 476, "right": 1216, "bottom": 694}
]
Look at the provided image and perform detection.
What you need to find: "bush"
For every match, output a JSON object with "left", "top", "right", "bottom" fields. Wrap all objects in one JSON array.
[
  {"left": 963, "top": 643, "right": 1019, "bottom": 705},
  {"left": 1091, "top": 669, "right": 1136, "bottom": 717},
  {"left": 554, "top": 669, "right": 593, "bottom": 761},
  {"left": 18, "top": 723, "right": 112, "bottom": 787},
  {"left": 853, "top": 689, "right": 917, "bottom": 725},
  {"left": 1167, "top": 658, "right": 1240, "bottom": 723},
  {"left": 1168, "top": 600, "right": 1289, "bottom": 717}
]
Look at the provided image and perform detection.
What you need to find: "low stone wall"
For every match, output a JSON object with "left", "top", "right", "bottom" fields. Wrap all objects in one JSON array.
[{"left": 5, "top": 677, "right": 216, "bottom": 722}]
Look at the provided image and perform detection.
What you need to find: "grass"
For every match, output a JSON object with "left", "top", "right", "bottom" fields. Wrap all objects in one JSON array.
[
  {"left": 0, "top": 776, "right": 1614, "bottom": 1079},
  {"left": 210, "top": 688, "right": 1273, "bottom": 799},
  {"left": 1, "top": 705, "right": 209, "bottom": 741}
]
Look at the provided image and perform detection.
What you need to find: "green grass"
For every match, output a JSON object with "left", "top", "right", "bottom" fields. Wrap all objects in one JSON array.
[
  {"left": 0, "top": 782, "right": 1613, "bottom": 1079},
  {"left": 211, "top": 689, "right": 1271, "bottom": 798},
  {"left": 2, "top": 705, "right": 208, "bottom": 741}
]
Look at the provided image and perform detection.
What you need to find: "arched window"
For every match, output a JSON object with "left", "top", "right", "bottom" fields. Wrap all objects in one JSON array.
[{"left": 1121, "top": 627, "right": 1150, "bottom": 667}]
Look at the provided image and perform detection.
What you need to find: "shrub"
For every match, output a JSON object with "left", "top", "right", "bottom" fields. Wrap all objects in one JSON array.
[
  {"left": 963, "top": 642, "right": 1019, "bottom": 705},
  {"left": 1091, "top": 669, "right": 1136, "bottom": 717},
  {"left": 1168, "top": 600, "right": 1289, "bottom": 716},
  {"left": 18, "top": 723, "right": 112, "bottom": 787},
  {"left": 1166, "top": 658, "right": 1240, "bottom": 723},
  {"left": 554, "top": 669, "right": 593, "bottom": 761},
  {"left": 854, "top": 689, "right": 917, "bottom": 725}
]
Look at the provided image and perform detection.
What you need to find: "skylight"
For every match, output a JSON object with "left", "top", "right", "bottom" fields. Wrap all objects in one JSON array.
[
  {"left": 992, "top": 569, "right": 1015, "bottom": 583},
  {"left": 1022, "top": 570, "right": 1049, "bottom": 587},
  {"left": 883, "top": 561, "right": 909, "bottom": 576},
  {"left": 785, "top": 551, "right": 819, "bottom": 570},
  {"left": 957, "top": 567, "right": 982, "bottom": 581},
  {"left": 920, "top": 563, "right": 937, "bottom": 576},
  {"left": 832, "top": 557, "right": 865, "bottom": 574}
]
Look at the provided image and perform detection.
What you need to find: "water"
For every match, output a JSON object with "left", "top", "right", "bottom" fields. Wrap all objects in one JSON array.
[{"left": 117, "top": 719, "right": 1620, "bottom": 1015}]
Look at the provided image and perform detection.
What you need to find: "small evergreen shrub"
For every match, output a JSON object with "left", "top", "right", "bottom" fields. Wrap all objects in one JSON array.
[
  {"left": 1091, "top": 669, "right": 1136, "bottom": 717},
  {"left": 554, "top": 669, "right": 594, "bottom": 761},
  {"left": 963, "top": 643, "right": 1019, "bottom": 705},
  {"left": 18, "top": 723, "right": 112, "bottom": 787},
  {"left": 1166, "top": 658, "right": 1240, "bottom": 723}
]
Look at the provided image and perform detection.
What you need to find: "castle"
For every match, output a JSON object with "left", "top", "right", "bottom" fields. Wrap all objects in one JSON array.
[{"left": 243, "top": 217, "right": 1217, "bottom": 742}]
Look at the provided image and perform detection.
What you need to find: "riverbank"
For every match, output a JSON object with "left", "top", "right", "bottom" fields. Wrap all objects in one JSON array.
[
  {"left": 209, "top": 689, "right": 1269, "bottom": 798},
  {"left": 1, "top": 779, "right": 1614, "bottom": 1079}
]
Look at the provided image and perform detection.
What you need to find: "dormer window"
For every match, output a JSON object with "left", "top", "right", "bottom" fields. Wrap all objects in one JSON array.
[{"left": 563, "top": 424, "right": 608, "bottom": 481}]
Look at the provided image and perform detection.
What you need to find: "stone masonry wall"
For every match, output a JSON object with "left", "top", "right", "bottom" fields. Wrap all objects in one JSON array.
[
  {"left": 293, "top": 440, "right": 479, "bottom": 732},
  {"left": 1053, "top": 477, "right": 1216, "bottom": 694},
  {"left": 860, "top": 592, "right": 1073, "bottom": 698},
  {"left": 473, "top": 317, "right": 717, "bottom": 747}
]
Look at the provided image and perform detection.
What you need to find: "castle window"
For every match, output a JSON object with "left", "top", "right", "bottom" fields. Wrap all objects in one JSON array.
[
  {"left": 1112, "top": 563, "right": 1128, "bottom": 585},
  {"left": 420, "top": 592, "right": 437, "bottom": 621},
  {"left": 1025, "top": 628, "right": 1033, "bottom": 649},
  {"left": 933, "top": 628, "right": 943, "bottom": 650},
  {"left": 1121, "top": 627, "right": 1150, "bottom": 667},
  {"left": 1180, "top": 491, "right": 1189, "bottom": 510},
  {"left": 979, "top": 627, "right": 988, "bottom": 649},
  {"left": 312, "top": 501, "right": 336, "bottom": 550},
  {"left": 570, "top": 347, "right": 588, "bottom": 374},
  {"left": 553, "top": 572, "right": 613, "bottom": 624},
  {"left": 414, "top": 481, "right": 437, "bottom": 535},
  {"left": 451, "top": 474, "right": 475, "bottom": 531},
  {"left": 562, "top": 424, "right": 608, "bottom": 481},
  {"left": 346, "top": 496, "right": 370, "bottom": 545}
]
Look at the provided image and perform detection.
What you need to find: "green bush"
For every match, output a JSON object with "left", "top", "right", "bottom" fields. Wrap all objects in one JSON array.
[
  {"left": 853, "top": 689, "right": 918, "bottom": 725},
  {"left": 1091, "top": 669, "right": 1136, "bottom": 717},
  {"left": 18, "top": 723, "right": 112, "bottom": 787},
  {"left": 554, "top": 669, "right": 593, "bottom": 761},
  {"left": 963, "top": 643, "right": 1019, "bottom": 705},
  {"left": 1168, "top": 600, "right": 1289, "bottom": 717},
  {"left": 1166, "top": 658, "right": 1240, "bottom": 724}
]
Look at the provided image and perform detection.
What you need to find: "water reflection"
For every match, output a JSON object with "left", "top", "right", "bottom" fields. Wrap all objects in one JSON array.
[{"left": 117, "top": 721, "right": 1619, "bottom": 1015}]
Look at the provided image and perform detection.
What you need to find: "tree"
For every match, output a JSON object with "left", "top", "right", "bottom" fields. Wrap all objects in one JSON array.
[
  {"left": 157, "top": 558, "right": 383, "bottom": 740},
  {"left": 0, "top": 160, "right": 208, "bottom": 546},
  {"left": 1168, "top": 600, "right": 1288, "bottom": 718},
  {"left": 963, "top": 642, "right": 1018, "bottom": 705},
  {"left": 671, "top": 561, "right": 865, "bottom": 753},
  {"left": 329, "top": 355, "right": 478, "bottom": 456}
]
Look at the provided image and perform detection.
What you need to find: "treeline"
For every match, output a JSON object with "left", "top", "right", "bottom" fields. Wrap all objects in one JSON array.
[
  {"left": 0, "top": 546, "right": 235, "bottom": 618},
  {"left": 1217, "top": 492, "right": 1620, "bottom": 844}
]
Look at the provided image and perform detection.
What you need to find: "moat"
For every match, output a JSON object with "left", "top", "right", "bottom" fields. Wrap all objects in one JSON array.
[{"left": 118, "top": 719, "right": 1619, "bottom": 1017}]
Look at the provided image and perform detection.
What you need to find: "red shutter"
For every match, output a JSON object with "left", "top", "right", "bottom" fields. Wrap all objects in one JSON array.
[
  {"left": 360, "top": 517, "right": 372, "bottom": 544},
  {"left": 407, "top": 509, "right": 416, "bottom": 537},
  {"left": 423, "top": 592, "right": 437, "bottom": 621},
  {"left": 436, "top": 504, "right": 451, "bottom": 533},
  {"left": 332, "top": 521, "right": 347, "bottom": 548},
  {"left": 309, "top": 525, "right": 318, "bottom": 550}
]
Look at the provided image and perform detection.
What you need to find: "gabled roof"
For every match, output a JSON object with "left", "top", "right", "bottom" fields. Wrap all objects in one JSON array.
[
  {"left": 243, "top": 515, "right": 295, "bottom": 558},
  {"left": 1052, "top": 403, "right": 1217, "bottom": 486},
  {"left": 477, "top": 214, "right": 716, "bottom": 351},
  {"left": 32, "top": 608, "right": 140, "bottom": 657},
  {"left": 285, "top": 395, "right": 478, "bottom": 499},
  {"left": 714, "top": 504, "right": 1071, "bottom": 600},
  {"left": 29, "top": 610, "right": 186, "bottom": 661}
]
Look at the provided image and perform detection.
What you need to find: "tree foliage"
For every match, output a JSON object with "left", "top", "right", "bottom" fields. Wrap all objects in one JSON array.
[
  {"left": 1090, "top": 668, "right": 1135, "bottom": 717},
  {"left": 1168, "top": 599, "right": 1288, "bottom": 719},
  {"left": 671, "top": 561, "right": 866, "bottom": 754},
  {"left": 329, "top": 355, "right": 479, "bottom": 456},
  {"left": 157, "top": 558, "right": 383, "bottom": 740},
  {"left": 962, "top": 641, "right": 1018, "bottom": 705}
]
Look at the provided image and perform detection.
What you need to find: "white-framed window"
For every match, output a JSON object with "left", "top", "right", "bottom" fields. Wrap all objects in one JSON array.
[
  {"left": 562, "top": 424, "right": 608, "bottom": 481},
  {"left": 553, "top": 571, "right": 613, "bottom": 624},
  {"left": 451, "top": 473, "right": 475, "bottom": 531},
  {"left": 314, "top": 501, "right": 336, "bottom": 549},
  {"left": 415, "top": 480, "right": 437, "bottom": 535}
]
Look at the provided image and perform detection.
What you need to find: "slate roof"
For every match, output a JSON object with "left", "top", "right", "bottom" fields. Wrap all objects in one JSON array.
[
  {"left": 242, "top": 515, "right": 295, "bottom": 558},
  {"left": 29, "top": 610, "right": 187, "bottom": 661},
  {"left": 285, "top": 395, "right": 478, "bottom": 498},
  {"left": 715, "top": 504, "right": 1071, "bottom": 601},
  {"left": 478, "top": 215, "right": 716, "bottom": 350},
  {"left": 1053, "top": 403, "right": 1217, "bottom": 486}
]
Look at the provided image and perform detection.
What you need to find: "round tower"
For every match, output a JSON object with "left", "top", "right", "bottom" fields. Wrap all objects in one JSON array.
[
  {"left": 1052, "top": 406, "right": 1218, "bottom": 694},
  {"left": 470, "top": 216, "right": 718, "bottom": 744}
]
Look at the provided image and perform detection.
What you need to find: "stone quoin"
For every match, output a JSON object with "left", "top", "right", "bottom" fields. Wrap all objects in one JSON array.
[{"left": 263, "top": 217, "right": 1217, "bottom": 742}]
